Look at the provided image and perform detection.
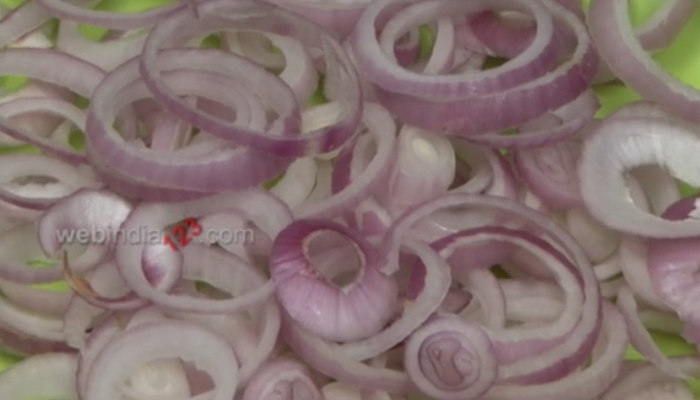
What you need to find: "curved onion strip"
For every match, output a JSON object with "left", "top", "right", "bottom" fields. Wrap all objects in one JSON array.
[
  {"left": 139, "top": 0, "right": 362, "bottom": 157},
  {"left": 588, "top": 0, "right": 700, "bottom": 124},
  {"left": 459, "top": 268, "right": 507, "bottom": 330},
  {"left": 76, "top": 315, "right": 127, "bottom": 397},
  {"left": 0, "top": 48, "right": 105, "bottom": 96},
  {"left": 0, "top": 1, "right": 51, "bottom": 48},
  {"left": 514, "top": 137, "right": 582, "bottom": 209},
  {"left": 358, "top": 0, "right": 597, "bottom": 134},
  {"left": 338, "top": 238, "right": 450, "bottom": 361},
  {"left": 382, "top": 124, "right": 455, "bottom": 210},
  {"left": 432, "top": 226, "right": 595, "bottom": 383},
  {"left": 600, "top": 357, "right": 700, "bottom": 400},
  {"left": 36, "top": 0, "right": 189, "bottom": 29},
  {"left": 265, "top": 0, "right": 370, "bottom": 39},
  {"left": 636, "top": 0, "right": 697, "bottom": 50},
  {"left": 501, "top": 280, "right": 564, "bottom": 323},
  {"left": 267, "top": 33, "right": 317, "bottom": 104},
  {"left": 173, "top": 296, "right": 280, "bottom": 384},
  {"left": 0, "top": 292, "right": 64, "bottom": 341},
  {"left": 243, "top": 359, "right": 323, "bottom": 400},
  {"left": 84, "top": 320, "right": 239, "bottom": 400},
  {"left": 38, "top": 188, "right": 132, "bottom": 255},
  {"left": 0, "top": 153, "right": 97, "bottom": 211},
  {"left": 483, "top": 302, "right": 627, "bottom": 400},
  {"left": 0, "top": 222, "right": 104, "bottom": 285},
  {"left": 0, "top": 279, "right": 71, "bottom": 317},
  {"left": 297, "top": 103, "right": 396, "bottom": 219},
  {"left": 404, "top": 314, "right": 498, "bottom": 399},
  {"left": 270, "top": 158, "right": 317, "bottom": 210},
  {"left": 62, "top": 260, "right": 134, "bottom": 349},
  {"left": 0, "top": 99, "right": 88, "bottom": 164},
  {"left": 175, "top": 243, "right": 275, "bottom": 314},
  {"left": 282, "top": 316, "right": 413, "bottom": 393},
  {"left": 617, "top": 285, "right": 688, "bottom": 379},
  {"left": 271, "top": 219, "right": 398, "bottom": 342},
  {"left": 87, "top": 49, "right": 292, "bottom": 194},
  {"left": 56, "top": 21, "right": 148, "bottom": 72},
  {"left": 565, "top": 208, "right": 620, "bottom": 264},
  {"left": 0, "top": 352, "right": 78, "bottom": 400},
  {"left": 618, "top": 236, "right": 671, "bottom": 311},
  {"left": 579, "top": 117, "right": 700, "bottom": 238},
  {"left": 115, "top": 190, "right": 291, "bottom": 311},
  {"left": 382, "top": 196, "right": 600, "bottom": 377},
  {"left": 351, "top": 0, "right": 559, "bottom": 98}
]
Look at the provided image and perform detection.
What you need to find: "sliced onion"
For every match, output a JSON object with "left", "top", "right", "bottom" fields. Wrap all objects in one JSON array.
[
  {"left": 616, "top": 285, "right": 688, "bottom": 379},
  {"left": 588, "top": 0, "right": 700, "bottom": 124},
  {"left": 579, "top": 117, "right": 700, "bottom": 238},
  {"left": 36, "top": 0, "right": 188, "bottom": 29},
  {"left": 0, "top": 222, "right": 102, "bottom": 285},
  {"left": 0, "top": 153, "right": 98, "bottom": 211},
  {"left": 0, "top": 352, "right": 78, "bottom": 400},
  {"left": 116, "top": 189, "right": 291, "bottom": 311},
  {"left": 339, "top": 237, "right": 451, "bottom": 361},
  {"left": 56, "top": 21, "right": 148, "bottom": 72},
  {"left": 351, "top": 0, "right": 559, "bottom": 98},
  {"left": 405, "top": 314, "right": 497, "bottom": 399},
  {"left": 271, "top": 219, "right": 398, "bottom": 342},
  {"left": 382, "top": 125, "right": 455, "bottom": 209},
  {"left": 297, "top": 103, "right": 396, "bottom": 219},
  {"left": 647, "top": 197, "right": 700, "bottom": 343},
  {"left": 0, "top": 1, "right": 51, "bottom": 48},
  {"left": 139, "top": 0, "right": 362, "bottom": 157},
  {"left": 87, "top": 49, "right": 292, "bottom": 195},
  {"left": 84, "top": 320, "right": 239, "bottom": 400},
  {"left": 482, "top": 302, "right": 627, "bottom": 400},
  {"left": 243, "top": 358, "right": 322, "bottom": 400},
  {"left": 282, "top": 316, "right": 413, "bottom": 393}
]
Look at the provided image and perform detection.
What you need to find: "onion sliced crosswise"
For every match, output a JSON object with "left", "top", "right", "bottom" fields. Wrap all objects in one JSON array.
[
  {"left": 271, "top": 219, "right": 398, "bottom": 342},
  {"left": 0, "top": 0, "right": 698, "bottom": 397},
  {"left": 0, "top": 352, "right": 78, "bottom": 400},
  {"left": 579, "top": 117, "right": 700, "bottom": 238},
  {"left": 84, "top": 320, "right": 239, "bottom": 400},
  {"left": 404, "top": 315, "right": 498, "bottom": 399}
]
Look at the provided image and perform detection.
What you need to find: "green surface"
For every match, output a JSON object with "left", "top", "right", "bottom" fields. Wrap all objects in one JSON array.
[
  {"left": 418, "top": 25, "right": 435, "bottom": 61},
  {"left": 0, "top": 0, "right": 28, "bottom": 9},
  {"left": 0, "top": 76, "right": 30, "bottom": 94}
]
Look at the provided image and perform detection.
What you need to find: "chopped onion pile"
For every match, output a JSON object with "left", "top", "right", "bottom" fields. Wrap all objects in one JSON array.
[{"left": 1, "top": 0, "right": 700, "bottom": 399}]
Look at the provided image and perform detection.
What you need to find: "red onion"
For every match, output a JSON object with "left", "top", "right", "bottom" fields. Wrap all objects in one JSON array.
[
  {"left": 271, "top": 218, "right": 398, "bottom": 342},
  {"left": 243, "top": 358, "right": 323, "bottom": 400},
  {"left": 0, "top": 352, "right": 77, "bottom": 400},
  {"left": 404, "top": 314, "right": 498, "bottom": 399},
  {"left": 2, "top": 0, "right": 700, "bottom": 398},
  {"left": 588, "top": 0, "right": 700, "bottom": 124}
]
